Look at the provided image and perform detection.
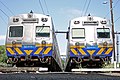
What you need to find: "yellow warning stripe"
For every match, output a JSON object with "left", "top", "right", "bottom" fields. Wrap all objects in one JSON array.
[
  {"left": 6, "top": 44, "right": 22, "bottom": 47},
  {"left": 78, "top": 48, "right": 86, "bottom": 55},
  {"left": 98, "top": 45, "right": 106, "bottom": 48},
  {"left": 14, "top": 48, "right": 23, "bottom": 55},
  {"left": 71, "top": 49, "right": 78, "bottom": 55},
  {"left": 87, "top": 50, "right": 95, "bottom": 56},
  {"left": 7, "top": 48, "right": 15, "bottom": 55},
  {"left": 43, "top": 47, "right": 51, "bottom": 54},
  {"left": 24, "top": 50, "right": 33, "bottom": 55},
  {"left": 98, "top": 45, "right": 113, "bottom": 48},
  {"left": 36, "top": 44, "right": 52, "bottom": 47},
  {"left": 105, "top": 48, "right": 113, "bottom": 54},
  {"left": 97, "top": 48, "right": 105, "bottom": 55},
  {"left": 70, "top": 46, "right": 85, "bottom": 48},
  {"left": 34, "top": 47, "right": 43, "bottom": 54},
  {"left": 6, "top": 44, "right": 12, "bottom": 47}
]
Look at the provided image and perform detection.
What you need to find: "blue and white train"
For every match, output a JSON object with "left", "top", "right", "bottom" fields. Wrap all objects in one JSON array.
[
  {"left": 6, "top": 12, "right": 62, "bottom": 71},
  {"left": 65, "top": 15, "right": 113, "bottom": 71}
]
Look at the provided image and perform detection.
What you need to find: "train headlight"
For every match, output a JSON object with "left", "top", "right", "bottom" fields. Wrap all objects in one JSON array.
[
  {"left": 75, "top": 42, "right": 80, "bottom": 46},
  {"left": 41, "top": 40, "right": 46, "bottom": 45},
  {"left": 12, "top": 40, "right": 16, "bottom": 47},
  {"left": 12, "top": 41, "right": 16, "bottom": 45},
  {"left": 28, "top": 13, "right": 33, "bottom": 18},
  {"left": 87, "top": 16, "right": 93, "bottom": 21},
  {"left": 103, "top": 41, "right": 108, "bottom": 46}
]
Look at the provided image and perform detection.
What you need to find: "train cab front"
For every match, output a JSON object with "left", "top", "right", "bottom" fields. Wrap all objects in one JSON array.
[{"left": 6, "top": 14, "right": 54, "bottom": 66}]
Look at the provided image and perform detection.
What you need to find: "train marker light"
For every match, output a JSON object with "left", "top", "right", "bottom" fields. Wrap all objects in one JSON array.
[
  {"left": 101, "top": 21, "right": 107, "bottom": 24},
  {"left": 41, "top": 18, "right": 48, "bottom": 22},
  {"left": 74, "top": 21, "right": 80, "bottom": 24},
  {"left": 13, "top": 18, "right": 19, "bottom": 22}
]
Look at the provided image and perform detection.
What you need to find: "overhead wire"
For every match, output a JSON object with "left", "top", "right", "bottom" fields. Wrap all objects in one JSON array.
[
  {"left": 38, "top": 0, "right": 45, "bottom": 14},
  {"left": 104, "top": 0, "right": 120, "bottom": 18},
  {"left": 0, "top": 1, "right": 14, "bottom": 15},
  {"left": 0, "top": 15, "right": 7, "bottom": 24},
  {"left": 81, "top": 0, "right": 87, "bottom": 16},
  {"left": 0, "top": 1, "right": 14, "bottom": 24},
  {"left": 84, "top": 0, "right": 91, "bottom": 16},
  {"left": 0, "top": 9, "right": 9, "bottom": 18},
  {"left": 44, "top": 0, "right": 49, "bottom": 15},
  {"left": 114, "top": 16, "right": 120, "bottom": 23},
  {"left": 113, "top": 0, "right": 120, "bottom": 23}
]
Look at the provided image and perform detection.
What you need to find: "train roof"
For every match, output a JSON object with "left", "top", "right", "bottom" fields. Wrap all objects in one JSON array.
[
  {"left": 10, "top": 13, "right": 51, "bottom": 19},
  {"left": 70, "top": 16, "right": 108, "bottom": 22},
  {"left": 69, "top": 16, "right": 111, "bottom": 27},
  {"left": 8, "top": 13, "right": 53, "bottom": 25}
]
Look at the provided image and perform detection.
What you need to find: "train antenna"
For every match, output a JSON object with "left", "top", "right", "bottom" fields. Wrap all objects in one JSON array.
[
  {"left": 30, "top": 10, "right": 33, "bottom": 14},
  {"left": 88, "top": 13, "right": 91, "bottom": 16}
]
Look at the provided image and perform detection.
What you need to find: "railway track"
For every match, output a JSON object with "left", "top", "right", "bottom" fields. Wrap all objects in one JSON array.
[
  {"left": 0, "top": 67, "right": 46, "bottom": 73},
  {"left": 1, "top": 67, "right": 120, "bottom": 80},
  {"left": 1, "top": 67, "right": 120, "bottom": 73},
  {"left": 0, "top": 71, "right": 120, "bottom": 80}
]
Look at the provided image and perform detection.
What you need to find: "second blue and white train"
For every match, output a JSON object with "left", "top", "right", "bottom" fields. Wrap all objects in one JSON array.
[{"left": 65, "top": 15, "right": 113, "bottom": 71}]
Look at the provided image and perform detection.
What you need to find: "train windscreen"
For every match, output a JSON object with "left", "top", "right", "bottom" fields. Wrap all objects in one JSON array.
[
  {"left": 97, "top": 28, "right": 110, "bottom": 38},
  {"left": 72, "top": 28, "right": 85, "bottom": 39},
  {"left": 9, "top": 26, "right": 23, "bottom": 37},
  {"left": 36, "top": 26, "right": 50, "bottom": 37}
]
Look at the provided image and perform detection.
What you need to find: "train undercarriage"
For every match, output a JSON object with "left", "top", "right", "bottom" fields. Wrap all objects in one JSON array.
[
  {"left": 65, "top": 56, "right": 111, "bottom": 72},
  {"left": 7, "top": 56, "right": 62, "bottom": 72}
]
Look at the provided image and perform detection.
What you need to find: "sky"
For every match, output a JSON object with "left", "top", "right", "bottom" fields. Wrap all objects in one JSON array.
[{"left": 0, "top": 0, "right": 120, "bottom": 56}]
